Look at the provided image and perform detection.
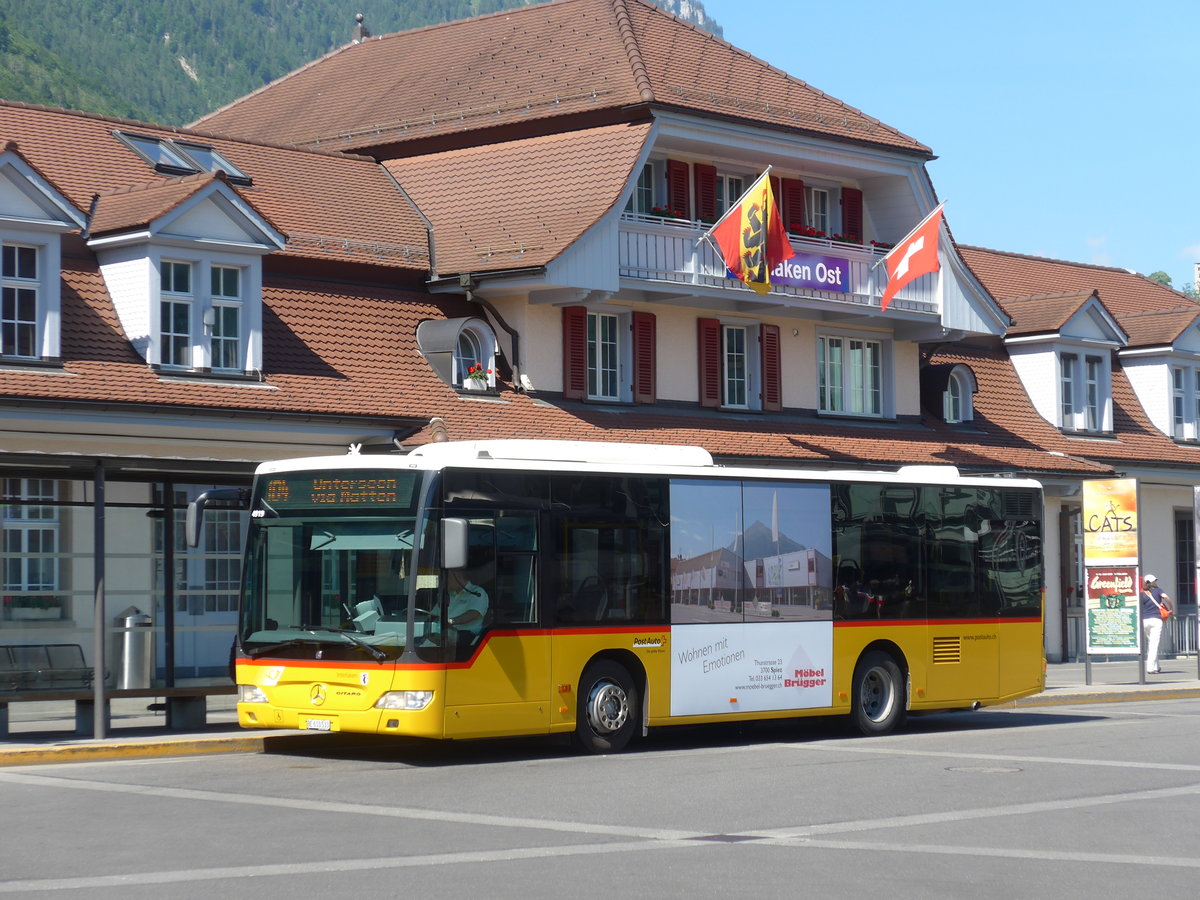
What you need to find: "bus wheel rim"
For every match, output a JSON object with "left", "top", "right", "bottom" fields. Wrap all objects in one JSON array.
[
  {"left": 861, "top": 667, "right": 894, "bottom": 722},
  {"left": 586, "top": 679, "right": 629, "bottom": 734}
]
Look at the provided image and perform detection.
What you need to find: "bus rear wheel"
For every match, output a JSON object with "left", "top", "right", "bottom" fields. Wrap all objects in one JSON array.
[
  {"left": 574, "top": 660, "right": 637, "bottom": 754},
  {"left": 851, "top": 650, "right": 906, "bottom": 736}
]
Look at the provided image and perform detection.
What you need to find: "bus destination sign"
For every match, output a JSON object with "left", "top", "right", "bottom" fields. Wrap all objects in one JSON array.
[{"left": 258, "top": 472, "right": 417, "bottom": 512}]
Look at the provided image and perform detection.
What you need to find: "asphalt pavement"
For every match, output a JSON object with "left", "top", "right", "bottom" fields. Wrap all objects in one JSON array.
[{"left": 2, "top": 657, "right": 1198, "bottom": 766}]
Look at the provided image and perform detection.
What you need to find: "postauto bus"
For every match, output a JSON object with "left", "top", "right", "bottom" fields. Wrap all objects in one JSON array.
[{"left": 190, "top": 440, "right": 1044, "bottom": 753}]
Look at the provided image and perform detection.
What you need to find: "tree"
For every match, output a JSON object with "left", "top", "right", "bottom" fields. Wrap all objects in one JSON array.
[{"left": 1148, "top": 271, "right": 1173, "bottom": 286}]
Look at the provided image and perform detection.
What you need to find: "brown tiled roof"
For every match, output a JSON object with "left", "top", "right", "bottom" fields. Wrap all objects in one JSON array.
[
  {"left": 88, "top": 171, "right": 222, "bottom": 237},
  {"left": 5, "top": 254, "right": 462, "bottom": 420},
  {"left": 927, "top": 343, "right": 1200, "bottom": 471},
  {"left": 961, "top": 245, "right": 1199, "bottom": 321},
  {"left": 384, "top": 121, "right": 651, "bottom": 275},
  {"left": 0, "top": 101, "right": 429, "bottom": 271},
  {"left": 195, "top": 0, "right": 928, "bottom": 156},
  {"left": 1114, "top": 306, "right": 1200, "bottom": 348},
  {"left": 999, "top": 291, "right": 1097, "bottom": 336}
]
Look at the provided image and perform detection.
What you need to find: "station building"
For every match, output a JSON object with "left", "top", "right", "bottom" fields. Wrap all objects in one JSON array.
[{"left": 1, "top": 0, "right": 1195, "bottom": 726}]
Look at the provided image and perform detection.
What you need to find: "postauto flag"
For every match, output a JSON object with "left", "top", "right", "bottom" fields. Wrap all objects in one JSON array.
[{"left": 709, "top": 172, "right": 793, "bottom": 296}]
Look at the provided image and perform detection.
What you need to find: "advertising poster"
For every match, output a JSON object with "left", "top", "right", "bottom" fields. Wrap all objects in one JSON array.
[
  {"left": 1082, "top": 479, "right": 1139, "bottom": 656},
  {"left": 1081, "top": 478, "right": 1139, "bottom": 566},
  {"left": 670, "top": 621, "right": 833, "bottom": 716},
  {"left": 1083, "top": 566, "right": 1139, "bottom": 655}
]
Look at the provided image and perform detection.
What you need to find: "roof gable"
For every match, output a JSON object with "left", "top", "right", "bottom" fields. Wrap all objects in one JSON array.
[
  {"left": 0, "top": 141, "right": 86, "bottom": 230},
  {"left": 87, "top": 172, "right": 286, "bottom": 252},
  {"left": 1002, "top": 290, "right": 1126, "bottom": 344},
  {"left": 195, "top": 0, "right": 928, "bottom": 157}
]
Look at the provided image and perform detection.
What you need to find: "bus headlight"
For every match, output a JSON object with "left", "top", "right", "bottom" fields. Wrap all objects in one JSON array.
[
  {"left": 375, "top": 690, "right": 434, "bottom": 710},
  {"left": 238, "top": 685, "right": 268, "bottom": 703}
]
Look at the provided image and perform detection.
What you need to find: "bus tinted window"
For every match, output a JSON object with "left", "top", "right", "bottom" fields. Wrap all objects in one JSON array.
[
  {"left": 832, "top": 484, "right": 924, "bottom": 620},
  {"left": 547, "top": 474, "right": 668, "bottom": 626}
]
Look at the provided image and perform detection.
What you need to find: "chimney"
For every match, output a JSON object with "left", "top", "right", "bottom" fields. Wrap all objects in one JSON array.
[{"left": 352, "top": 12, "right": 370, "bottom": 43}]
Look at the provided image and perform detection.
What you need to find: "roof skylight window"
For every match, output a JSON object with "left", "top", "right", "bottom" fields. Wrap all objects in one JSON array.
[{"left": 115, "top": 132, "right": 252, "bottom": 185}]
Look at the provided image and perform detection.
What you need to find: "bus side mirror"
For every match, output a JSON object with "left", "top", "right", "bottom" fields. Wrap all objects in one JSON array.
[
  {"left": 442, "top": 518, "right": 469, "bottom": 569},
  {"left": 186, "top": 488, "right": 250, "bottom": 547}
]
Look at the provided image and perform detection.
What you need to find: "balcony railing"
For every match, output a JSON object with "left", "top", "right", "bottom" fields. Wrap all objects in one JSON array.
[{"left": 618, "top": 213, "right": 938, "bottom": 314}]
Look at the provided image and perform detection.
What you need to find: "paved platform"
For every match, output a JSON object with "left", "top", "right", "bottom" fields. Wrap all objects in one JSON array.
[{"left": 1, "top": 658, "right": 1198, "bottom": 766}]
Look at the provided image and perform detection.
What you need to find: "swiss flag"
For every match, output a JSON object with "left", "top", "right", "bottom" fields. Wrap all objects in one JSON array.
[{"left": 880, "top": 204, "right": 944, "bottom": 310}]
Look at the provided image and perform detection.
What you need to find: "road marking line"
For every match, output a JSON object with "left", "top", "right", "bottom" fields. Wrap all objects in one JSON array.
[
  {"left": 740, "top": 782, "right": 1200, "bottom": 840},
  {"left": 0, "top": 841, "right": 694, "bottom": 893},
  {"left": 773, "top": 838, "right": 1200, "bottom": 869},
  {"left": 0, "top": 771, "right": 702, "bottom": 842},
  {"left": 783, "top": 742, "right": 1200, "bottom": 771}
]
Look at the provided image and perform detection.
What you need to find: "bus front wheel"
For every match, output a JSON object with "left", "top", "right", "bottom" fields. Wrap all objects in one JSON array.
[
  {"left": 574, "top": 660, "right": 637, "bottom": 754},
  {"left": 851, "top": 650, "right": 906, "bottom": 736}
]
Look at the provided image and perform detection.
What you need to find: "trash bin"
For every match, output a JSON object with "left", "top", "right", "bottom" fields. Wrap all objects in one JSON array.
[{"left": 113, "top": 606, "right": 152, "bottom": 690}]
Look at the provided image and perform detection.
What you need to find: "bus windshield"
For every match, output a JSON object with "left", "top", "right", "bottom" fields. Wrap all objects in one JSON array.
[{"left": 239, "top": 469, "right": 426, "bottom": 662}]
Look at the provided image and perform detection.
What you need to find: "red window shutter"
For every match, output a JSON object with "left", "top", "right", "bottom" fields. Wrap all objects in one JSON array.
[
  {"left": 631, "top": 311, "right": 657, "bottom": 405},
  {"left": 760, "top": 323, "right": 781, "bottom": 412},
  {"left": 694, "top": 164, "right": 716, "bottom": 223},
  {"left": 781, "top": 178, "right": 806, "bottom": 231},
  {"left": 841, "top": 187, "right": 863, "bottom": 243},
  {"left": 562, "top": 306, "right": 588, "bottom": 401},
  {"left": 697, "top": 318, "right": 722, "bottom": 408},
  {"left": 666, "top": 159, "right": 691, "bottom": 219}
]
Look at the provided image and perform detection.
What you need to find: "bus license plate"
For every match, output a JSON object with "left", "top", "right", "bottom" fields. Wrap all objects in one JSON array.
[{"left": 302, "top": 718, "right": 335, "bottom": 732}]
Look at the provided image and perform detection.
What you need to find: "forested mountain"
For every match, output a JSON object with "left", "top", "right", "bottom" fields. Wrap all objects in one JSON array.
[{"left": 0, "top": 0, "right": 722, "bottom": 127}]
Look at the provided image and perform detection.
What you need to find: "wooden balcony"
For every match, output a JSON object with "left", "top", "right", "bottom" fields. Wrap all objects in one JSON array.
[{"left": 618, "top": 213, "right": 938, "bottom": 316}]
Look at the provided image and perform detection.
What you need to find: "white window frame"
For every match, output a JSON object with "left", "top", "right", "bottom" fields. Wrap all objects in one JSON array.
[
  {"left": 716, "top": 174, "right": 746, "bottom": 218},
  {"left": 1169, "top": 364, "right": 1200, "bottom": 441},
  {"left": 1, "top": 242, "right": 39, "bottom": 359},
  {"left": 944, "top": 366, "right": 975, "bottom": 423},
  {"left": 452, "top": 320, "right": 497, "bottom": 389},
  {"left": 722, "top": 324, "right": 749, "bottom": 408},
  {"left": 160, "top": 260, "right": 193, "bottom": 369},
  {"left": 808, "top": 188, "right": 830, "bottom": 235},
  {"left": 1059, "top": 349, "right": 1110, "bottom": 432},
  {"left": 588, "top": 311, "right": 621, "bottom": 401},
  {"left": 818, "top": 331, "right": 887, "bottom": 417},
  {"left": 624, "top": 163, "right": 655, "bottom": 215},
  {"left": 210, "top": 265, "right": 242, "bottom": 372},
  {"left": 2, "top": 478, "right": 60, "bottom": 600},
  {"left": 151, "top": 256, "right": 260, "bottom": 374}
]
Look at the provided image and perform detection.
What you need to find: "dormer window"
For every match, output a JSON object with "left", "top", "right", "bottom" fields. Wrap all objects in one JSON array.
[
  {"left": 116, "top": 132, "right": 251, "bottom": 185},
  {"left": 453, "top": 325, "right": 493, "bottom": 388},
  {"left": 160, "top": 260, "right": 193, "bottom": 367},
  {"left": 416, "top": 316, "right": 499, "bottom": 392},
  {"left": 943, "top": 365, "right": 977, "bottom": 423},
  {"left": 153, "top": 257, "right": 250, "bottom": 372},
  {"left": 1060, "top": 351, "right": 1109, "bottom": 432},
  {"left": 2, "top": 243, "right": 38, "bottom": 358},
  {"left": 1167, "top": 365, "right": 1200, "bottom": 440},
  {"left": 210, "top": 266, "right": 242, "bottom": 371}
]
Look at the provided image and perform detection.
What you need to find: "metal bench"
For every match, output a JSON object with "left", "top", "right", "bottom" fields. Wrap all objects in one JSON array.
[
  {"left": 1, "top": 644, "right": 93, "bottom": 691},
  {"left": 0, "top": 643, "right": 235, "bottom": 737}
]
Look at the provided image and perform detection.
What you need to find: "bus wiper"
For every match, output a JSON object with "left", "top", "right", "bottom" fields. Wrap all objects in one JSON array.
[
  {"left": 245, "top": 637, "right": 323, "bottom": 659},
  {"left": 303, "top": 626, "right": 388, "bottom": 662}
]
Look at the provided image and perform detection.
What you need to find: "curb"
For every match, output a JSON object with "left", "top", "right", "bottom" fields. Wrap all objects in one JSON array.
[
  {"left": 1010, "top": 687, "right": 1200, "bottom": 708},
  {"left": 0, "top": 734, "right": 273, "bottom": 767}
]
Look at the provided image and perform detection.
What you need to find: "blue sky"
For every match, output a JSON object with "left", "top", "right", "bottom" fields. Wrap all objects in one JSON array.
[{"left": 703, "top": 0, "right": 1200, "bottom": 291}]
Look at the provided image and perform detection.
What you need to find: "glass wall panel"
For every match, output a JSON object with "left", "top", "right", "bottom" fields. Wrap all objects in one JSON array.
[{"left": 2, "top": 478, "right": 95, "bottom": 689}]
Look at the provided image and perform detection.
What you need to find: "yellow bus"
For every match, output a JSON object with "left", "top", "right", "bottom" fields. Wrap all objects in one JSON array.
[{"left": 192, "top": 440, "right": 1044, "bottom": 753}]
